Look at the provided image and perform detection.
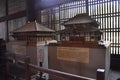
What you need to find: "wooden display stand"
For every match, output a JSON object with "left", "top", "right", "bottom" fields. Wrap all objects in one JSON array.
[{"left": 48, "top": 44, "right": 110, "bottom": 80}]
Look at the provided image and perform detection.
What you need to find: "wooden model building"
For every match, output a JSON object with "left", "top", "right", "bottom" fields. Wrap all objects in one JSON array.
[
  {"left": 48, "top": 13, "right": 110, "bottom": 80},
  {"left": 8, "top": 21, "right": 55, "bottom": 66},
  {"left": 58, "top": 13, "right": 103, "bottom": 46}
]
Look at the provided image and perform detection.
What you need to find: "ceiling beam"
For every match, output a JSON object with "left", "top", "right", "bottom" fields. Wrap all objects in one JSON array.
[{"left": 0, "top": 10, "right": 26, "bottom": 22}]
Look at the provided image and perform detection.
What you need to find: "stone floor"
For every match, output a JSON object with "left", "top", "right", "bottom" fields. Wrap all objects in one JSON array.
[{"left": 109, "top": 70, "right": 120, "bottom": 80}]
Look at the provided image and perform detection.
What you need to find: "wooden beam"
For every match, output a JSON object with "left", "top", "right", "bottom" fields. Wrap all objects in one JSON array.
[
  {"left": 26, "top": 0, "right": 36, "bottom": 22},
  {"left": 18, "top": 59, "right": 94, "bottom": 80},
  {"left": 0, "top": 10, "right": 26, "bottom": 22}
]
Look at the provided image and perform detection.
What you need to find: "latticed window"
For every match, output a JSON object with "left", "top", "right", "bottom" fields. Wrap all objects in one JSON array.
[{"left": 40, "top": 0, "right": 120, "bottom": 54}]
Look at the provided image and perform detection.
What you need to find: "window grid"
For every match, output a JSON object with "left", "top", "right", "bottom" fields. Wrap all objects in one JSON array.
[{"left": 40, "top": 0, "right": 120, "bottom": 54}]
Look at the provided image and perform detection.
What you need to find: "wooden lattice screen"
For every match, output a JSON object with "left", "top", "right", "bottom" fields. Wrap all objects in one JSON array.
[{"left": 40, "top": 0, "right": 120, "bottom": 54}]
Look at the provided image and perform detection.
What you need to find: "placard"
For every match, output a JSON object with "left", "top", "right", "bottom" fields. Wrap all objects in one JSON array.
[
  {"left": 57, "top": 47, "right": 89, "bottom": 63},
  {"left": 12, "top": 45, "right": 26, "bottom": 55}
]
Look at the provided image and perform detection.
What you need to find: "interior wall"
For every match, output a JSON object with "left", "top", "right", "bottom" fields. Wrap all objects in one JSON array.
[
  {"left": 8, "top": 0, "right": 26, "bottom": 14},
  {"left": 0, "top": 0, "right": 6, "bottom": 17},
  {"left": 0, "top": 22, "right": 6, "bottom": 40},
  {"left": 8, "top": 17, "right": 26, "bottom": 41},
  {"left": 0, "top": 0, "right": 26, "bottom": 41},
  {"left": 0, "top": 0, "right": 6, "bottom": 40}
]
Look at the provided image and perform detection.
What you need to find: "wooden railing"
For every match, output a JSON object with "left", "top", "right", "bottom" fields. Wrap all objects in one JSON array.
[{"left": 5, "top": 54, "right": 105, "bottom": 80}]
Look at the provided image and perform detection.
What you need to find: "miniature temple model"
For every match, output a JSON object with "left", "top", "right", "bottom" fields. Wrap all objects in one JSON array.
[
  {"left": 7, "top": 21, "right": 55, "bottom": 66},
  {"left": 7, "top": 20, "right": 56, "bottom": 80},
  {"left": 58, "top": 13, "right": 103, "bottom": 45},
  {"left": 48, "top": 13, "right": 110, "bottom": 80}
]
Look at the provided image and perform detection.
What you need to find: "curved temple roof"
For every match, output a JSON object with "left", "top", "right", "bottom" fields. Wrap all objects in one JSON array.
[
  {"left": 64, "top": 13, "right": 99, "bottom": 26},
  {"left": 12, "top": 21, "right": 54, "bottom": 33}
]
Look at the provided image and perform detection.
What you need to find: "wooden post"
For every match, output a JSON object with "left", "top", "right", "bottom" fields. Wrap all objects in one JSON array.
[
  {"left": 5, "top": 0, "right": 9, "bottom": 42},
  {"left": 5, "top": 53, "right": 9, "bottom": 80},
  {"left": 86, "top": 0, "right": 89, "bottom": 15},
  {"left": 25, "top": 56, "right": 31, "bottom": 80},
  {"left": 39, "top": 62, "right": 43, "bottom": 78},
  {"left": 97, "top": 69, "right": 105, "bottom": 80}
]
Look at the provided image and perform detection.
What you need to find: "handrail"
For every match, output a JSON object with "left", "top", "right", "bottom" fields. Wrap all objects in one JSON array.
[
  {"left": 5, "top": 55, "right": 104, "bottom": 80},
  {"left": 18, "top": 60, "right": 95, "bottom": 80}
]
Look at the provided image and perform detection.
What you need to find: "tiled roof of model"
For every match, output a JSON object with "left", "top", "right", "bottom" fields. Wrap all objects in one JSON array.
[
  {"left": 12, "top": 21, "right": 54, "bottom": 33},
  {"left": 64, "top": 13, "right": 99, "bottom": 26}
]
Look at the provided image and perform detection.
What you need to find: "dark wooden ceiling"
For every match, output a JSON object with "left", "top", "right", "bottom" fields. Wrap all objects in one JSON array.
[{"left": 36, "top": 0, "right": 82, "bottom": 9}]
